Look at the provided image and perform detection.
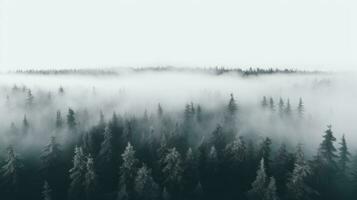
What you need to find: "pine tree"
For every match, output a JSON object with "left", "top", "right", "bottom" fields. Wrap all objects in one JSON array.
[
  {"left": 338, "top": 135, "right": 350, "bottom": 174},
  {"left": 56, "top": 110, "right": 63, "bottom": 129},
  {"left": 26, "top": 89, "right": 34, "bottom": 107},
  {"left": 210, "top": 124, "right": 226, "bottom": 155},
  {"left": 318, "top": 125, "right": 337, "bottom": 166},
  {"left": 269, "top": 98, "right": 275, "bottom": 111},
  {"left": 285, "top": 99, "right": 291, "bottom": 115},
  {"left": 278, "top": 98, "right": 284, "bottom": 117},
  {"left": 119, "top": 142, "right": 138, "bottom": 199},
  {"left": 40, "top": 136, "right": 66, "bottom": 200},
  {"left": 227, "top": 93, "right": 238, "bottom": 116},
  {"left": 297, "top": 98, "right": 304, "bottom": 118},
  {"left": 225, "top": 135, "right": 247, "bottom": 163},
  {"left": 0, "top": 147, "right": 24, "bottom": 189},
  {"left": 259, "top": 138, "right": 272, "bottom": 171},
  {"left": 182, "top": 148, "right": 199, "bottom": 197},
  {"left": 286, "top": 144, "right": 312, "bottom": 200},
  {"left": 162, "top": 148, "right": 183, "bottom": 196},
  {"left": 196, "top": 105, "right": 202, "bottom": 123},
  {"left": 247, "top": 159, "right": 267, "bottom": 200},
  {"left": 98, "top": 126, "right": 113, "bottom": 162},
  {"left": 85, "top": 155, "right": 98, "bottom": 200},
  {"left": 68, "top": 146, "right": 86, "bottom": 200},
  {"left": 134, "top": 165, "right": 159, "bottom": 200},
  {"left": 67, "top": 108, "right": 77, "bottom": 130},
  {"left": 22, "top": 115, "right": 30, "bottom": 135},
  {"left": 262, "top": 96, "right": 268, "bottom": 108},
  {"left": 158, "top": 103, "right": 163, "bottom": 118},
  {"left": 42, "top": 181, "right": 52, "bottom": 200},
  {"left": 272, "top": 143, "right": 291, "bottom": 193},
  {"left": 264, "top": 177, "right": 278, "bottom": 200}
]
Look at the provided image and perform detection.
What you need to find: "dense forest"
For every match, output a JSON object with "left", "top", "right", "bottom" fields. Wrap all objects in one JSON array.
[{"left": 0, "top": 71, "right": 355, "bottom": 200}]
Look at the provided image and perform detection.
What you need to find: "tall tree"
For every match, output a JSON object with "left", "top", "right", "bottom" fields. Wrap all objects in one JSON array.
[
  {"left": 278, "top": 98, "right": 284, "bottom": 117},
  {"left": 22, "top": 114, "right": 30, "bottom": 135},
  {"left": 56, "top": 110, "right": 63, "bottom": 129},
  {"left": 285, "top": 99, "right": 291, "bottom": 116},
  {"left": 67, "top": 108, "right": 77, "bottom": 130},
  {"left": 264, "top": 177, "right": 278, "bottom": 200},
  {"left": 0, "top": 147, "right": 24, "bottom": 200},
  {"left": 119, "top": 143, "right": 138, "bottom": 199},
  {"left": 42, "top": 181, "right": 52, "bottom": 200},
  {"left": 269, "top": 98, "right": 275, "bottom": 111},
  {"left": 162, "top": 148, "right": 183, "bottom": 198},
  {"left": 134, "top": 165, "right": 159, "bottom": 200},
  {"left": 259, "top": 138, "right": 272, "bottom": 172},
  {"left": 84, "top": 155, "right": 98, "bottom": 200},
  {"left": 247, "top": 159, "right": 268, "bottom": 200},
  {"left": 286, "top": 144, "right": 312, "bottom": 200},
  {"left": 261, "top": 96, "right": 268, "bottom": 108},
  {"left": 297, "top": 98, "right": 304, "bottom": 118},
  {"left": 338, "top": 134, "right": 350, "bottom": 174},
  {"left": 68, "top": 146, "right": 86, "bottom": 200}
]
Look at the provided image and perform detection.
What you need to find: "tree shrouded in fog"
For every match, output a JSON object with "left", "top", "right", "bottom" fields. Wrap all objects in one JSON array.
[{"left": 67, "top": 108, "right": 77, "bottom": 130}]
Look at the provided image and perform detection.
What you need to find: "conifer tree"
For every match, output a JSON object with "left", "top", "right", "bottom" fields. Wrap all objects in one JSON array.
[
  {"left": 162, "top": 148, "right": 183, "bottom": 197},
  {"left": 85, "top": 155, "right": 98, "bottom": 200},
  {"left": 285, "top": 99, "right": 291, "bottom": 115},
  {"left": 68, "top": 146, "right": 86, "bottom": 200},
  {"left": 0, "top": 147, "right": 24, "bottom": 189},
  {"left": 259, "top": 138, "right": 272, "bottom": 171},
  {"left": 158, "top": 103, "right": 163, "bottom": 118},
  {"left": 56, "top": 110, "right": 63, "bottom": 129},
  {"left": 261, "top": 96, "right": 268, "bottom": 108},
  {"left": 119, "top": 143, "right": 138, "bottom": 199},
  {"left": 134, "top": 165, "right": 159, "bottom": 200},
  {"left": 338, "top": 135, "right": 350, "bottom": 174},
  {"left": 196, "top": 105, "right": 202, "bottom": 123},
  {"left": 67, "top": 108, "right": 77, "bottom": 130},
  {"left": 22, "top": 114, "right": 30, "bottom": 135},
  {"left": 278, "top": 98, "right": 284, "bottom": 117},
  {"left": 269, "top": 98, "right": 275, "bottom": 111},
  {"left": 264, "top": 177, "right": 278, "bottom": 200},
  {"left": 297, "top": 98, "right": 304, "bottom": 118},
  {"left": 247, "top": 159, "right": 267, "bottom": 200},
  {"left": 286, "top": 144, "right": 312, "bottom": 200},
  {"left": 26, "top": 89, "right": 34, "bottom": 107},
  {"left": 182, "top": 148, "right": 199, "bottom": 197},
  {"left": 42, "top": 181, "right": 52, "bottom": 200}
]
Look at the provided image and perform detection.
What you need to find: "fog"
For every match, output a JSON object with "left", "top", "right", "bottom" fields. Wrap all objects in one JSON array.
[{"left": 0, "top": 70, "right": 356, "bottom": 156}]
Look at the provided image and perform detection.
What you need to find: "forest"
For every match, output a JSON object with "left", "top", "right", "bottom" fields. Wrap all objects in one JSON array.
[{"left": 0, "top": 69, "right": 356, "bottom": 200}]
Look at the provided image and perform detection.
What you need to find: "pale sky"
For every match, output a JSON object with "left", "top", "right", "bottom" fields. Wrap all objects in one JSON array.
[{"left": 1, "top": 0, "right": 356, "bottom": 70}]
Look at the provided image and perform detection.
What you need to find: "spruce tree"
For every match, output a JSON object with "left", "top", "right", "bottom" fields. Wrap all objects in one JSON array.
[
  {"left": 338, "top": 134, "right": 350, "bottom": 174},
  {"left": 56, "top": 110, "right": 63, "bottom": 129},
  {"left": 278, "top": 98, "right": 284, "bottom": 117},
  {"left": 262, "top": 96, "right": 268, "bottom": 108},
  {"left": 285, "top": 99, "right": 291, "bottom": 116},
  {"left": 269, "top": 98, "right": 275, "bottom": 111},
  {"left": 119, "top": 142, "right": 138, "bottom": 199},
  {"left": 42, "top": 181, "right": 52, "bottom": 200},
  {"left": 162, "top": 147, "right": 183, "bottom": 197},
  {"left": 247, "top": 159, "right": 267, "bottom": 200},
  {"left": 68, "top": 146, "right": 86, "bottom": 200},
  {"left": 286, "top": 144, "right": 312, "bottom": 200},
  {"left": 67, "top": 108, "right": 77, "bottom": 130},
  {"left": 22, "top": 114, "right": 30, "bottom": 135},
  {"left": 297, "top": 98, "right": 304, "bottom": 118},
  {"left": 264, "top": 177, "right": 278, "bottom": 200},
  {"left": 85, "top": 155, "right": 98, "bottom": 200},
  {"left": 134, "top": 165, "right": 159, "bottom": 200}
]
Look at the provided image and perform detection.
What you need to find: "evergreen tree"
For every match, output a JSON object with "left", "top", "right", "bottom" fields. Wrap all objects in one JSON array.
[
  {"left": 286, "top": 144, "right": 312, "bottom": 200},
  {"left": 40, "top": 136, "right": 66, "bottom": 200},
  {"left": 259, "top": 138, "right": 272, "bottom": 171},
  {"left": 227, "top": 93, "right": 238, "bottom": 116},
  {"left": 0, "top": 147, "right": 24, "bottom": 189},
  {"left": 269, "top": 97, "right": 275, "bottom": 111},
  {"left": 264, "top": 177, "right": 278, "bottom": 200},
  {"left": 247, "top": 159, "right": 267, "bottom": 200},
  {"left": 261, "top": 96, "right": 268, "bottom": 108},
  {"left": 338, "top": 134, "right": 350, "bottom": 174},
  {"left": 85, "top": 155, "right": 98, "bottom": 200},
  {"left": 285, "top": 99, "right": 291, "bottom": 116},
  {"left": 158, "top": 104, "right": 163, "bottom": 118},
  {"left": 134, "top": 165, "right": 159, "bottom": 200},
  {"left": 162, "top": 148, "right": 183, "bottom": 198},
  {"left": 196, "top": 105, "right": 202, "bottom": 123},
  {"left": 119, "top": 143, "right": 138, "bottom": 199},
  {"left": 68, "top": 146, "right": 86, "bottom": 200},
  {"left": 318, "top": 125, "right": 337, "bottom": 166},
  {"left": 297, "top": 98, "right": 304, "bottom": 118},
  {"left": 42, "top": 181, "right": 52, "bottom": 200},
  {"left": 26, "top": 89, "right": 34, "bottom": 106},
  {"left": 67, "top": 108, "right": 77, "bottom": 130},
  {"left": 22, "top": 114, "right": 30, "bottom": 135},
  {"left": 182, "top": 148, "right": 199, "bottom": 198},
  {"left": 278, "top": 98, "right": 284, "bottom": 117},
  {"left": 56, "top": 110, "right": 63, "bottom": 129}
]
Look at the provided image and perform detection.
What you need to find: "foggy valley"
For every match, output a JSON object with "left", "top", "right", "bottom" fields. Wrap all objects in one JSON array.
[{"left": 0, "top": 68, "right": 356, "bottom": 200}]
